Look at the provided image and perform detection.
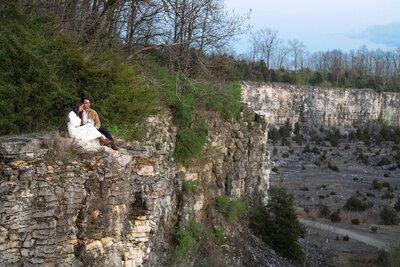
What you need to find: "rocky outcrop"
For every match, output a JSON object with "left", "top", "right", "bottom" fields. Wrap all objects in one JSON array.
[
  {"left": 242, "top": 82, "right": 400, "bottom": 131},
  {"left": 0, "top": 135, "right": 172, "bottom": 266},
  {"left": 0, "top": 107, "right": 272, "bottom": 266}
]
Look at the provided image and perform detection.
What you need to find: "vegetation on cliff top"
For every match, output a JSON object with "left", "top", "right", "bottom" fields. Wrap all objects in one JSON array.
[
  {"left": 0, "top": 3, "right": 159, "bottom": 135},
  {"left": 0, "top": 2, "right": 242, "bottom": 164}
]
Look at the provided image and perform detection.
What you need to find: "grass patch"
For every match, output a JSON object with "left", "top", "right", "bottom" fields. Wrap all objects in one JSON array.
[
  {"left": 215, "top": 196, "right": 246, "bottom": 223},
  {"left": 168, "top": 220, "right": 225, "bottom": 264},
  {"left": 183, "top": 180, "right": 201, "bottom": 193},
  {"left": 173, "top": 122, "right": 208, "bottom": 165},
  {"left": 44, "top": 132, "right": 78, "bottom": 163}
]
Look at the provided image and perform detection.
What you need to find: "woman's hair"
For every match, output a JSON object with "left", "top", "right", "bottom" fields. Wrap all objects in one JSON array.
[{"left": 73, "top": 102, "right": 83, "bottom": 117}]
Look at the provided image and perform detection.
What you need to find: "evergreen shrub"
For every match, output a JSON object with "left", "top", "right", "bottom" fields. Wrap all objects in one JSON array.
[{"left": 250, "top": 185, "right": 305, "bottom": 261}]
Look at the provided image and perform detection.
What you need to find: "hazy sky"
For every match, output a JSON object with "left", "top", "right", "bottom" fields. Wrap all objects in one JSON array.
[{"left": 224, "top": 0, "right": 400, "bottom": 54}]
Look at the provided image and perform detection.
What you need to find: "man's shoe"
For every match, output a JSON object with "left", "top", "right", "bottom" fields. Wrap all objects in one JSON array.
[
  {"left": 111, "top": 144, "right": 119, "bottom": 151},
  {"left": 99, "top": 136, "right": 112, "bottom": 145}
]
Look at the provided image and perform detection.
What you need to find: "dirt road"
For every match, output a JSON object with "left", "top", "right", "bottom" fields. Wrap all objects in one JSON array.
[{"left": 299, "top": 218, "right": 390, "bottom": 250}]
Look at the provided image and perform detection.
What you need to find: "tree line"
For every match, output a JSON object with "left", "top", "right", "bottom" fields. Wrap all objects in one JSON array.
[
  {"left": 11, "top": 1, "right": 400, "bottom": 92},
  {"left": 238, "top": 28, "right": 400, "bottom": 92},
  {"left": 17, "top": 0, "right": 249, "bottom": 74}
]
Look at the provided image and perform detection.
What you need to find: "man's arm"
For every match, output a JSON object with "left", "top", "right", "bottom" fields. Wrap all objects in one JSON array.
[{"left": 92, "top": 110, "right": 101, "bottom": 129}]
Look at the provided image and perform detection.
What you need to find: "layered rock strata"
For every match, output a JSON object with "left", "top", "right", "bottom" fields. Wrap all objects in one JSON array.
[
  {"left": 242, "top": 82, "right": 400, "bottom": 131},
  {"left": 0, "top": 107, "right": 271, "bottom": 266}
]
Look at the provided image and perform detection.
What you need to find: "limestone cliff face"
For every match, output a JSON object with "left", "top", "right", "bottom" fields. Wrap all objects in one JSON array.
[
  {"left": 0, "top": 108, "right": 270, "bottom": 266},
  {"left": 243, "top": 82, "right": 400, "bottom": 131}
]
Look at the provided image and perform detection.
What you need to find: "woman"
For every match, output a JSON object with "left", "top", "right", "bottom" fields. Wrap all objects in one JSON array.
[{"left": 67, "top": 102, "right": 113, "bottom": 146}]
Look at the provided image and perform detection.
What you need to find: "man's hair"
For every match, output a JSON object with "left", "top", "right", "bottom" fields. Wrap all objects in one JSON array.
[{"left": 82, "top": 97, "right": 90, "bottom": 103}]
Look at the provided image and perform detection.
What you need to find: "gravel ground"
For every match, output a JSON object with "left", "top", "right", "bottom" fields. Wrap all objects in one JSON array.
[{"left": 268, "top": 139, "right": 400, "bottom": 266}]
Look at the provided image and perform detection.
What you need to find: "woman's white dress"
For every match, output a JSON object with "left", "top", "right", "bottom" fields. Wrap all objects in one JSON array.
[{"left": 67, "top": 111, "right": 103, "bottom": 145}]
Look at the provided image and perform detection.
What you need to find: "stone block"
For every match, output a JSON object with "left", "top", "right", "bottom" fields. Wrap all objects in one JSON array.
[
  {"left": 101, "top": 237, "right": 113, "bottom": 247},
  {"left": 85, "top": 240, "right": 104, "bottom": 254},
  {"left": 32, "top": 228, "right": 55, "bottom": 239},
  {"left": 35, "top": 245, "right": 57, "bottom": 254},
  {"left": 29, "top": 257, "right": 45, "bottom": 264},
  {"left": 22, "top": 239, "right": 32, "bottom": 248},
  {"left": 19, "top": 169, "right": 35, "bottom": 180},
  {"left": 124, "top": 259, "right": 136, "bottom": 267},
  {"left": 21, "top": 248, "right": 34, "bottom": 257},
  {"left": 136, "top": 165, "right": 155, "bottom": 176}
]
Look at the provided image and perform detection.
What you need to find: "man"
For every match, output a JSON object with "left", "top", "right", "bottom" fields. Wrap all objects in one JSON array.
[{"left": 81, "top": 97, "right": 119, "bottom": 151}]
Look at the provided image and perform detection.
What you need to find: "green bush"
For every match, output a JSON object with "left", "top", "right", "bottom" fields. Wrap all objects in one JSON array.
[
  {"left": 330, "top": 211, "right": 341, "bottom": 223},
  {"left": 293, "top": 133, "right": 304, "bottom": 145},
  {"left": 278, "top": 122, "right": 291, "bottom": 139},
  {"left": 358, "top": 152, "right": 369, "bottom": 164},
  {"left": 381, "top": 192, "right": 395, "bottom": 200},
  {"left": 169, "top": 220, "right": 225, "bottom": 264},
  {"left": 376, "top": 241, "right": 400, "bottom": 267},
  {"left": 380, "top": 206, "right": 400, "bottom": 225},
  {"left": 172, "top": 227, "right": 196, "bottom": 261},
  {"left": 268, "top": 126, "right": 281, "bottom": 142},
  {"left": 0, "top": 4, "right": 77, "bottom": 134},
  {"left": 183, "top": 180, "right": 201, "bottom": 193},
  {"left": 215, "top": 196, "right": 230, "bottom": 214},
  {"left": 373, "top": 179, "right": 382, "bottom": 190},
  {"left": 309, "top": 72, "right": 324, "bottom": 85},
  {"left": 150, "top": 57, "right": 242, "bottom": 127},
  {"left": 0, "top": 3, "right": 159, "bottom": 136},
  {"left": 379, "top": 125, "right": 400, "bottom": 142},
  {"left": 351, "top": 218, "right": 360, "bottom": 225},
  {"left": 215, "top": 196, "right": 246, "bottom": 222},
  {"left": 249, "top": 185, "right": 305, "bottom": 261},
  {"left": 326, "top": 132, "right": 340, "bottom": 147},
  {"left": 328, "top": 162, "right": 339, "bottom": 172},
  {"left": 311, "top": 146, "right": 321, "bottom": 154},
  {"left": 319, "top": 205, "right": 330, "bottom": 217},
  {"left": 377, "top": 157, "right": 392, "bottom": 166},
  {"left": 344, "top": 196, "right": 373, "bottom": 211},
  {"left": 394, "top": 198, "right": 400, "bottom": 211},
  {"left": 302, "top": 144, "right": 311, "bottom": 153},
  {"left": 228, "top": 199, "right": 246, "bottom": 222},
  {"left": 173, "top": 122, "right": 208, "bottom": 165}
]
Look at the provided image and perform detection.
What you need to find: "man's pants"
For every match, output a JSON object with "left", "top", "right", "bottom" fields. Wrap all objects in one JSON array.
[{"left": 98, "top": 127, "right": 113, "bottom": 140}]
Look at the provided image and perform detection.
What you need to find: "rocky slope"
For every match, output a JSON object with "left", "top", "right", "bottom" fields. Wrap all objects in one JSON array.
[
  {"left": 0, "top": 107, "right": 275, "bottom": 266},
  {"left": 242, "top": 82, "right": 400, "bottom": 132}
]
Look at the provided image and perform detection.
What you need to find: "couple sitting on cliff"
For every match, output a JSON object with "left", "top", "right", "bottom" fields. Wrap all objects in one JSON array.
[{"left": 67, "top": 97, "right": 119, "bottom": 151}]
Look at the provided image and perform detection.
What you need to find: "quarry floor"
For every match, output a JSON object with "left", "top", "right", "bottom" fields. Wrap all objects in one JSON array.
[{"left": 269, "top": 139, "right": 400, "bottom": 266}]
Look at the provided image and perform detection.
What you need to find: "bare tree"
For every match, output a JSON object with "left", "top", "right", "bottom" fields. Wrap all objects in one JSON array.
[
  {"left": 288, "top": 39, "right": 306, "bottom": 71},
  {"left": 275, "top": 42, "right": 289, "bottom": 69},
  {"left": 250, "top": 28, "right": 279, "bottom": 70}
]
